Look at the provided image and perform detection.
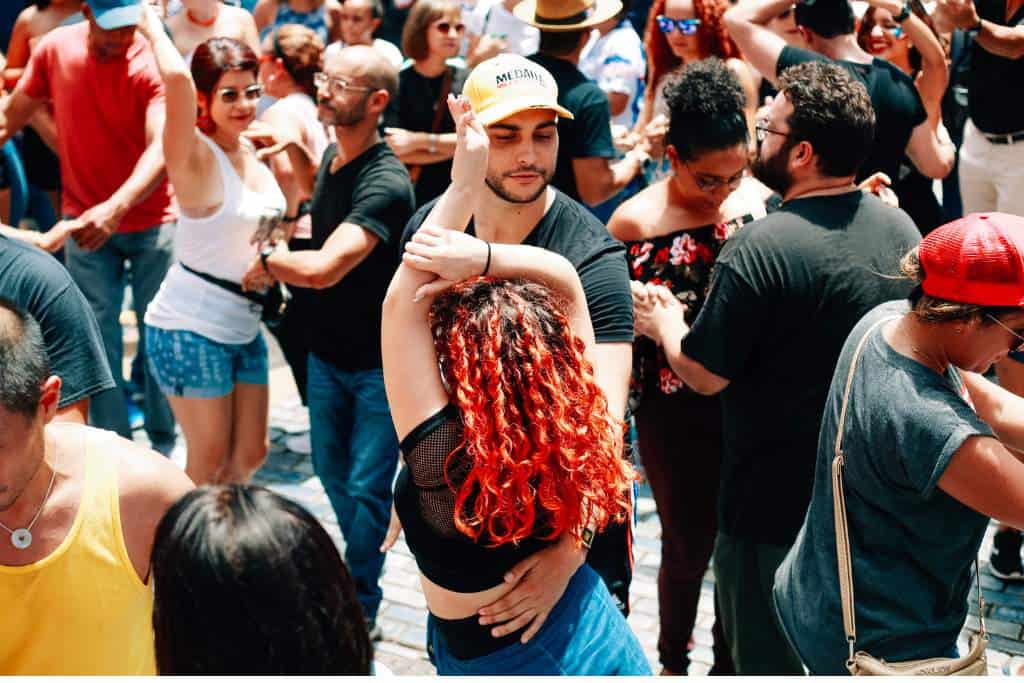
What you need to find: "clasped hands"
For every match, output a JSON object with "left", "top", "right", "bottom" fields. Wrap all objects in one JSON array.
[{"left": 631, "top": 280, "right": 690, "bottom": 346}]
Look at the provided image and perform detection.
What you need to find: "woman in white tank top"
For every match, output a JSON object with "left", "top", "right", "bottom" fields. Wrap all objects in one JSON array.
[{"left": 139, "top": 8, "right": 286, "bottom": 485}]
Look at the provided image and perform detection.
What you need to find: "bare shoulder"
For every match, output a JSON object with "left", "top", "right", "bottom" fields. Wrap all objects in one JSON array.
[
  {"left": 607, "top": 182, "right": 666, "bottom": 242},
  {"left": 109, "top": 433, "right": 194, "bottom": 511}
]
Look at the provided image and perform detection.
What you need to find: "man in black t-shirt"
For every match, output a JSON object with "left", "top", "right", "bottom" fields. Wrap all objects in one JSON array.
[
  {"left": 402, "top": 52, "right": 636, "bottom": 632},
  {"left": 0, "top": 234, "right": 114, "bottom": 423},
  {"left": 633, "top": 62, "right": 920, "bottom": 673},
  {"left": 242, "top": 45, "right": 415, "bottom": 635},
  {"left": 726, "top": 0, "right": 954, "bottom": 184},
  {"left": 933, "top": 0, "right": 1024, "bottom": 217},
  {"left": 509, "top": 0, "right": 650, "bottom": 208}
]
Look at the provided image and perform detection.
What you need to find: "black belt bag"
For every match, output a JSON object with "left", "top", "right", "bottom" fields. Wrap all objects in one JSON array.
[
  {"left": 179, "top": 262, "right": 290, "bottom": 328},
  {"left": 981, "top": 129, "right": 1024, "bottom": 145}
]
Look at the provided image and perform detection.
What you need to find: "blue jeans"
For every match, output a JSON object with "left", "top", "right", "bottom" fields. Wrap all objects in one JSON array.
[
  {"left": 428, "top": 564, "right": 652, "bottom": 675},
  {"left": 64, "top": 223, "right": 176, "bottom": 444},
  {"left": 307, "top": 354, "right": 399, "bottom": 624}
]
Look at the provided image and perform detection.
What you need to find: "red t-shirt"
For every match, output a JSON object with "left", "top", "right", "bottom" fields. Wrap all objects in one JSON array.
[{"left": 19, "top": 22, "right": 177, "bottom": 233}]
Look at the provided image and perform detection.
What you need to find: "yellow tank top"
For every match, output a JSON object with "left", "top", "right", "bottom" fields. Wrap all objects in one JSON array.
[{"left": 0, "top": 430, "right": 157, "bottom": 674}]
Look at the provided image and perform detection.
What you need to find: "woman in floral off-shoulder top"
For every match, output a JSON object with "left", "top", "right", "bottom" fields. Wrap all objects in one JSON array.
[{"left": 608, "top": 58, "right": 768, "bottom": 676}]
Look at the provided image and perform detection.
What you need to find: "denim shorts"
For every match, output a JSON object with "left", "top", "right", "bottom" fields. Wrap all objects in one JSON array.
[
  {"left": 427, "top": 564, "right": 651, "bottom": 675},
  {"left": 146, "top": 326, "right": 268, "bottom": 399}
]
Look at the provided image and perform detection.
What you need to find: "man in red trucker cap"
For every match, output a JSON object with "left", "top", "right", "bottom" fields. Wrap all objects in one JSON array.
[{"left": 774, "top": 211, "right": 1024, "bottom": 674}]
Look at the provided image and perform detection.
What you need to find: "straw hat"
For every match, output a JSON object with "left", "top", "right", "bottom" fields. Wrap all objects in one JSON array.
[{"left": 513, "top": 0, "right": 624, "bottom": 32}]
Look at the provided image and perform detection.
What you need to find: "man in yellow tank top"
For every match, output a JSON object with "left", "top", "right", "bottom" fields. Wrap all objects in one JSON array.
[{"left": 0, "top": 301, "right": 194, "bottom": 675}]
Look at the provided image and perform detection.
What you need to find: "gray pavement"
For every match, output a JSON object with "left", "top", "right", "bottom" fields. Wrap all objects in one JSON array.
[{"left": 134, "top": 324, "right": 1024, "bottom": 676}]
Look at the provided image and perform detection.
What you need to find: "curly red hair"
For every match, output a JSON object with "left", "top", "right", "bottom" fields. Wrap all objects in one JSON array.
[
  {"left": 429, "top": 278, "right": 635, "bottom": 548},
  {"left": 643, "top": 0, "right": 740, "bottom": 111}
]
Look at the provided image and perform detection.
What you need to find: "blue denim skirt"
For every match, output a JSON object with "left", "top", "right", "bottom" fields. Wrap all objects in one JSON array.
[{"left": 427, "top": 563, "right": 651, "bottom": 675}]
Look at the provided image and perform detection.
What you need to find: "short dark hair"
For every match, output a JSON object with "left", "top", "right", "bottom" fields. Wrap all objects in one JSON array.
[
  {"left": 0, "top": 299, "right": 50, "bottom": 417},
  {"left": 152, "top": 485, "right": 373, "bottom": 674},
  {"left": 777, "top": 61, "right": 875, "bottom": 178},
  {"left": 538, "top": 28, "right": 588, "bottom": 56},
  {"left": 664, "top": 58, "right": 748, "bottom": 161},
  {"left": 342, "top": 0, "right": 385, "bottom": 19},
  {"left": 794, "top": 0, "right": 855, "bottom": 38},
  {"left": 191, "top": 37, "right": 259, "bottom": 100}
]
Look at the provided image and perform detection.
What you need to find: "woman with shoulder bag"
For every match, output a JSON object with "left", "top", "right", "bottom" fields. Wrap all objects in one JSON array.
[
  {"left": 773, "top": 212, "right": 1024, "bottom": 675},
  {"left": 139, "top": 6, "right": 286, "bottom": 485}
]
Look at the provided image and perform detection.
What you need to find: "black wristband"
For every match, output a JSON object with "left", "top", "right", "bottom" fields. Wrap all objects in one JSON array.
[
  {"left": 893, "top": 2, "right": 912, "bottom": 22},
  {"left": 482, "top": 241, "right": 492, "bottom": 276},
  {"left": 281, "top": 214, "right": 299, "bottom": 224}
]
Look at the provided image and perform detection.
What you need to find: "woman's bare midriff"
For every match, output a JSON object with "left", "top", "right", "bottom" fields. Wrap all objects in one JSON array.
[{"left": 419, "top": 572, "right": 517, "bottom": 620}]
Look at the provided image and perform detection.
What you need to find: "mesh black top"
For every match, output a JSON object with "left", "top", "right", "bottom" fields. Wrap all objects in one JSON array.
[{"left": 393, "top": 405, "right": 554, "bottom": 593}]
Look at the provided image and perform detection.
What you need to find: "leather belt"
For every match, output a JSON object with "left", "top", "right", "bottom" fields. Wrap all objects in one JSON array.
[{"left": 982, "top": 130, "right": 1024, "bottom": 145}]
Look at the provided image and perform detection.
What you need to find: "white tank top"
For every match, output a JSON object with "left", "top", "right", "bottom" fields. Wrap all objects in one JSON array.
[
  {"left": 145, "top": 133, "right": 287, "bottom": 345},
  {"left": 272, "top": 93, "right": 329, "bottom": 239}
]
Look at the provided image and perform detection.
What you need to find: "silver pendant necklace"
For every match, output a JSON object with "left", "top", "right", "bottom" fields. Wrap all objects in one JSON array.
[{"left": 0, "top": 458, "right": 58, "bottom": 550}]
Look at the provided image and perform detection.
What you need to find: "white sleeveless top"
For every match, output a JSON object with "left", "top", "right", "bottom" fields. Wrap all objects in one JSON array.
[
  {"left": 145, "top": 133, "right": 287, "bottom": 345},
  {"left": 270, "top": 93, "right": 329, "bottom": 239}
]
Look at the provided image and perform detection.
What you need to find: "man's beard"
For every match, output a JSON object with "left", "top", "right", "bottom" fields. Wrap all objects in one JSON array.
[
  {"left": 484, "top": 167, "right": 553, "bottom": 204},
  {"left": 319, "top": 94, "right": 368, "bottom": 127},
  {"left": 751, "top": 139, "right": 795, "bottom": 197}
]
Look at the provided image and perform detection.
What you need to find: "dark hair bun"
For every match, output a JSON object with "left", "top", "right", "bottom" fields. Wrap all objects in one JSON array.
[{"left": 663, "top": 58, "right": 748, "bottom": 161}]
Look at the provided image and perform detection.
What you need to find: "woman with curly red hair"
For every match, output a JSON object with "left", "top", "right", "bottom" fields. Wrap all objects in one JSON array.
[
  {"left": 380, "top": 101, "right": 648, "bottom": 676},
  {"left": 635, "top": 0, "right": 758, "bottom": 155}
]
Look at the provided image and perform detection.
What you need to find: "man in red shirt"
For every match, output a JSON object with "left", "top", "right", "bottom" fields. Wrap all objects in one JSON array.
[{"left": 0, "top": 0, "right": 176, "bottom": 448}]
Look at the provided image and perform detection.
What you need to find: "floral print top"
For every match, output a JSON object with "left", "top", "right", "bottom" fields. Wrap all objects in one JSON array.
[{"left": 626, "top": 214, "right": 753, "bottom": 404}]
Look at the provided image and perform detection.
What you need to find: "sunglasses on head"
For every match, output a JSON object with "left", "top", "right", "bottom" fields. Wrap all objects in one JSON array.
[
  {"left": 217, "top": 84, "right": 263, "bottom": 104},
  {"left": 435, "top": 21, "right": 466, "bottom": 34},
  {"left": 657, "top": 16, "right": 702, "bottom": 35}
]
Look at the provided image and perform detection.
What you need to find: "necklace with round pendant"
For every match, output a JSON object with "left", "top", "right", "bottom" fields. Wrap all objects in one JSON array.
[{"left": 11, "top": 528, "right": 32, "bottom": 550}]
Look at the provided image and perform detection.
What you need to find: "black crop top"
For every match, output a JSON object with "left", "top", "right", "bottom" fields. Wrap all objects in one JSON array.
[{"left": 393, "top": 405, "right": 555, "bottom": 594}]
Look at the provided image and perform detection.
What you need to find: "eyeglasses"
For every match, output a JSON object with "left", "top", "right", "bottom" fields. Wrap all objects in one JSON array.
[
  {"left": 434, "top": 21, "right": 466, "bottom": 35},
  {"left": 987, "top": 314, "right": 1024, "bottom": 352},
  {"left": 217, "top": 84, "right": 263, "bottom": 104},
  {"left": 755, "top": 123, "right": 792, "bottom": 143},
  {"left": 683, "top": 160, "right": 746, "bottom": 192},
  {"left": 657, "top": 16, "right": 702, "bottom": 35},
  {"left": 313, "top": 72, "right": 373, "bottom": 97}
]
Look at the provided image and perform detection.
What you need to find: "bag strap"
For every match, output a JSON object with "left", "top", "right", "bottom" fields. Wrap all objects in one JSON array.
[
  {"left": 179, "top": 262, "right": 263, "bottom": 305},
  {"left": 831, "top": 315, "right": 987, "bottom": 666},
  {"left": 408, "top": 67, "right": 455, "bottom": 186}
]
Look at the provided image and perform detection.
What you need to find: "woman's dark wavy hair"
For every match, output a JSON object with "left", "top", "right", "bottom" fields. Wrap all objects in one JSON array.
[
  {"left": 663, "top": 58, "right": 748, "bottom": 161},
  {"left": 428, "top": 278, "right": 635, "bottom": 547},
  {"left": 642, "top": 0, "right": 740, "bottom": 113},
  {"left": 151, "top": 485, "right": 372, "bottom": 675}
]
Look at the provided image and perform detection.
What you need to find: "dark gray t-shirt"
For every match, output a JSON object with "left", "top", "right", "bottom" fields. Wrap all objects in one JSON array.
[{"left": 774, "top": 300, "right": 993, "bottom": 674}]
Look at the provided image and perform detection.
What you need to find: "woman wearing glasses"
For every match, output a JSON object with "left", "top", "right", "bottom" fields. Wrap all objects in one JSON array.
[
  {"left": 383, "top": 0, "right": 468, "bottom": 208},
  {"left": 633, "top": 0, "right": 758, "bottom": 157},
  {"left": 139, "top": 7, "right": 286, "bottom": 486},
  {"left": 774, "top": 212, "right": 1024, "bottom": 673},
  {"left": 607, "top": 58, "right": 766, "bottom": 676},
  {"left": 856, "top": 0, "right": 948, "bottom": 234}
]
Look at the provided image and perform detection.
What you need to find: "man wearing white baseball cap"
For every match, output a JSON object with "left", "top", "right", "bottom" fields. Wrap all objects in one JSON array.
[{"left": 401, "top": 52, "right": 638, "bottom": 640}]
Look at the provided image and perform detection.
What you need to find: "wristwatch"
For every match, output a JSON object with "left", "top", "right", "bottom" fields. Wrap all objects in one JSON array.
[
  {"left": 260, "top": 242, "right": 278, "bottom": 274},
  {"left": 893, "top": 2, "right": 912, "bottom": 22}
]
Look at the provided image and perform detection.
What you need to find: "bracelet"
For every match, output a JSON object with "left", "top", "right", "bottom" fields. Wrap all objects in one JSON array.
[
  {"left": 281, "top": 214, "right": 299, "bottom": 224},
  {"left": 428, "top": 133, "right": 439, "bottom": 154},
  {"left": 482, "top": 241, "right": 492, "bottom": 276},
  {"left": 970, "top": 17, "right": 983, "bottom": 32}
]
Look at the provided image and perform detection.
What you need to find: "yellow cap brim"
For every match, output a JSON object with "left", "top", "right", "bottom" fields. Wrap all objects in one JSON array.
[{"left": 476, "top": 98, "right": 575, "bottom": 127}]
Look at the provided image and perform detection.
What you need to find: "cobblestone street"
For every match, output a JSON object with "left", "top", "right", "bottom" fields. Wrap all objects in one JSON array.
[{"left": 139, "top": 325, "right": 1024, "bottom": 676}]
